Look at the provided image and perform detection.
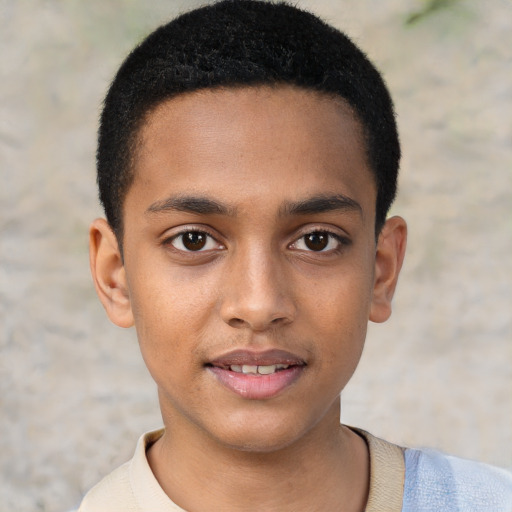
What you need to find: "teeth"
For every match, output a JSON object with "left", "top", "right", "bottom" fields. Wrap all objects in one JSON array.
[
  {"left": 257, "top": 365, "right": 276, "bottom": 375},
  {"left": 229, "top": 364, "right": 290, "bottom": 375}
]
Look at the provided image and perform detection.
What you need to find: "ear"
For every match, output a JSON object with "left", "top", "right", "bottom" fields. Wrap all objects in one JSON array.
[
  {"left": 89, "top": 218, "right": 134, "bottom": 328},
  {"left": 369, "top": 216, "right": 407, "bottom": 323}
]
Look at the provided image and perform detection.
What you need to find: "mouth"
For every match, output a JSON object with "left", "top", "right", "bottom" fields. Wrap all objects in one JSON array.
[
  {"left": 219, "top": 363, "right": 294, "bottom": 375},
  {"left": 206, "top": 349, "right": 306, "bottom": 399}
]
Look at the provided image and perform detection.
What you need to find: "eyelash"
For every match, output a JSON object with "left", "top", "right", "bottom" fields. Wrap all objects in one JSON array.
[
  {"left": 163, "top": 228, "right": 223, "bottom": 253},
  {"left": 163, "top": 228, "right": 349, "bottom": 254},
  {"left": 289, "top": 230, "right": 349, "bottom": 253}
]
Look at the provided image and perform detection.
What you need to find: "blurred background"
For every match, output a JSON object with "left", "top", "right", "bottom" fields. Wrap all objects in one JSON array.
[{"left": 1, "top": 0, "right": 511, "bottom": 510}]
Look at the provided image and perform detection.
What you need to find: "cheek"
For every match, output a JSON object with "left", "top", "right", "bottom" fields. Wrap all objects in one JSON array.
[
  {"left": 127, "top": 263, "right": 218, "bottom": 362},
  {"left": 308, "top": 266, "right": 374, "bottom": 325},
  {"left": 303, "top": 269, "right": 372, "bottom": 365}
]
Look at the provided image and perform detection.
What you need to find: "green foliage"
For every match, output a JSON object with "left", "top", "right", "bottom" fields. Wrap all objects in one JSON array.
[{"left": 406, "top": 0, "right": 461, "bottom": 25}]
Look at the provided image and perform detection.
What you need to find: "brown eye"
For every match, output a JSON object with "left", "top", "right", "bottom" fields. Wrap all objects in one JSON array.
[
  {"left": 182, "top": 232, "right": 206, "bottom": 251},
  {"left": 304, "top": 232, "right": 329, "bottom": 251},
  {"left": 169, "top": 230, "right": 221, "bottom": 252},
  {"left": 290, "top": 231, "right": 344, "bottom": 252}
]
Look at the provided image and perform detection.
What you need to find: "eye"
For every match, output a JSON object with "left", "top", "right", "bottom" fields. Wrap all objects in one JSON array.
[
  {"left": 168, "top": 230, "right": 222, "bottom": 252},
  {"left": 291, "top": 231, "right": 344, "bottom": 252}
]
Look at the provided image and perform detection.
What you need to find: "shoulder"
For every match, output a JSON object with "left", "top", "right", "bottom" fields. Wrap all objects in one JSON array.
[
  {"left": 77, "top": 429, "right": 168, "bottom": 512},
  {"left": 78, "top": 461, "right": 137, "bottom": 512},
  {"left": 403, "top": 448, "right": 512, "bottom": 511}
]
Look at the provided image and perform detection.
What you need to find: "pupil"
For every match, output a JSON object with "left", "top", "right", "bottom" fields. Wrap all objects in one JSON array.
[
  {"left": 305, "top": 232, "right": 328, "bottom": 251},
  {"left": 183, "top": 232, "right": 206, "bottom": 251}
]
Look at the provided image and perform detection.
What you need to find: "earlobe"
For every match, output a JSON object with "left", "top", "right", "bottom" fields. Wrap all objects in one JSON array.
[
  {"left": 89, "top": 218, "right": 134, "bottom": 328},
  {"left": 369, "top": 216, "right": 407, "bottom": 323}
]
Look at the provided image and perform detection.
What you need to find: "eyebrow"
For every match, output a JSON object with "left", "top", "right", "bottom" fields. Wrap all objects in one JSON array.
[
  {"left": 146, "top": 193, "right": 362, "bottom": 218},
  {"left": 146, "top": 195, "right": 236, "bottom": 216},
  {"left": 280, "top": 194, "right": 362, "bottom": 217}
]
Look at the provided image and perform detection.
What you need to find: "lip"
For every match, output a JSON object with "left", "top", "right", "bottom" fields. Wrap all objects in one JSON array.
[
  {"left": 208, "top": 348, "right": 305, "bottom": 367},
  {"left": 206, "top": 349, "right": 306, "bottom": 400}
]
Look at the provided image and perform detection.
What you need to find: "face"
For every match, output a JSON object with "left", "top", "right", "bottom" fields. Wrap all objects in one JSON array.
[{"left": 91, "top": 85, "right": 406, "bottom": 453}]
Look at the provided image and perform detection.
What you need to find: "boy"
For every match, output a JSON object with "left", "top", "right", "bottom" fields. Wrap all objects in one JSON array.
[{"left": 80, "top": 1, "right": 512, "bottom": 510}]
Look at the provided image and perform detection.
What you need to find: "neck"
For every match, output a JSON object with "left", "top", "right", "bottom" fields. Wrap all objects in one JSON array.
[{"left": 147, "top": 400, "right": 369, "bottom": 511}]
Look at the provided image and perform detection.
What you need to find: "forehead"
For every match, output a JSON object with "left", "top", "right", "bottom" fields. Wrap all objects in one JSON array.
[
  {"left": 129, "top": 85, "right": 375, "bottom": 220},
  {"left": 138, "top": 85, "right": 367, "bottom": 160}
]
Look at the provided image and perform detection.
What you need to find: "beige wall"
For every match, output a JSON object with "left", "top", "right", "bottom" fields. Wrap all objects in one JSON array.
[{"left": 1, "top": 1, "right": 511, "bottom": 510}]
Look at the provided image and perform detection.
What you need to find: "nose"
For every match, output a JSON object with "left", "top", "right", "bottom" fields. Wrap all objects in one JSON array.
[{"left": 219, "top": 246, "right": 296, "bottom": 332}]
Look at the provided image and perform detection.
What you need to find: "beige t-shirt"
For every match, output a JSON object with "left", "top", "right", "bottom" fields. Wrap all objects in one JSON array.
[{"left": 78, "top": 427, "right": 405, "bottom": 512}]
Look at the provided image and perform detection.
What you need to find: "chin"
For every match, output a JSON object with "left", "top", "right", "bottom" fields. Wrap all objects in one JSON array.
[{"left": 207, "top": 409, "right": 317, "bottom": 455}]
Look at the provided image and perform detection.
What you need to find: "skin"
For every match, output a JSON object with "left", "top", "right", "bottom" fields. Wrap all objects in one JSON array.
[{"left": 89, "top": 85, "right": 407, "bottom": 511}]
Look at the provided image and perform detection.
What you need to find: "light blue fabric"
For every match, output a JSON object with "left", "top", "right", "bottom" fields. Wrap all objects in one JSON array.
[{"left": 402, "top": 448, "right": 512, "bottom": 511}]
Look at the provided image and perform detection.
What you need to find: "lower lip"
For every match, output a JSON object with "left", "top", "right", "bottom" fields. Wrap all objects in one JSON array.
[{"left": 208, "top": 366, "right": 304, "bottom": 400}]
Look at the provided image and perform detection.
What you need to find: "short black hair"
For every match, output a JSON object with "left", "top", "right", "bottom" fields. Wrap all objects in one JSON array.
[{"left": 97, "top": 0, "right": 400, "bottom": 242}]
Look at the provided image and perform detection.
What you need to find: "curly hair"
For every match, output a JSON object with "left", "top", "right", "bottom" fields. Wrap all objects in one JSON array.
[{"left": 97, "top": 0, "right": 400, "bottom": 241}]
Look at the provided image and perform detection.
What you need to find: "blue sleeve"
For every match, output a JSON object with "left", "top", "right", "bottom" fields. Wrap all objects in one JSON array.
[{"left": 402, "top": 448, "right": 512, "bottom": 512}]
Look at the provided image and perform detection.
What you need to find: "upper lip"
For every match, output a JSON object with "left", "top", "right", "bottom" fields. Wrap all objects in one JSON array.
[{"left": 207, "top": 349, "right": 306, "bottom": 368}]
